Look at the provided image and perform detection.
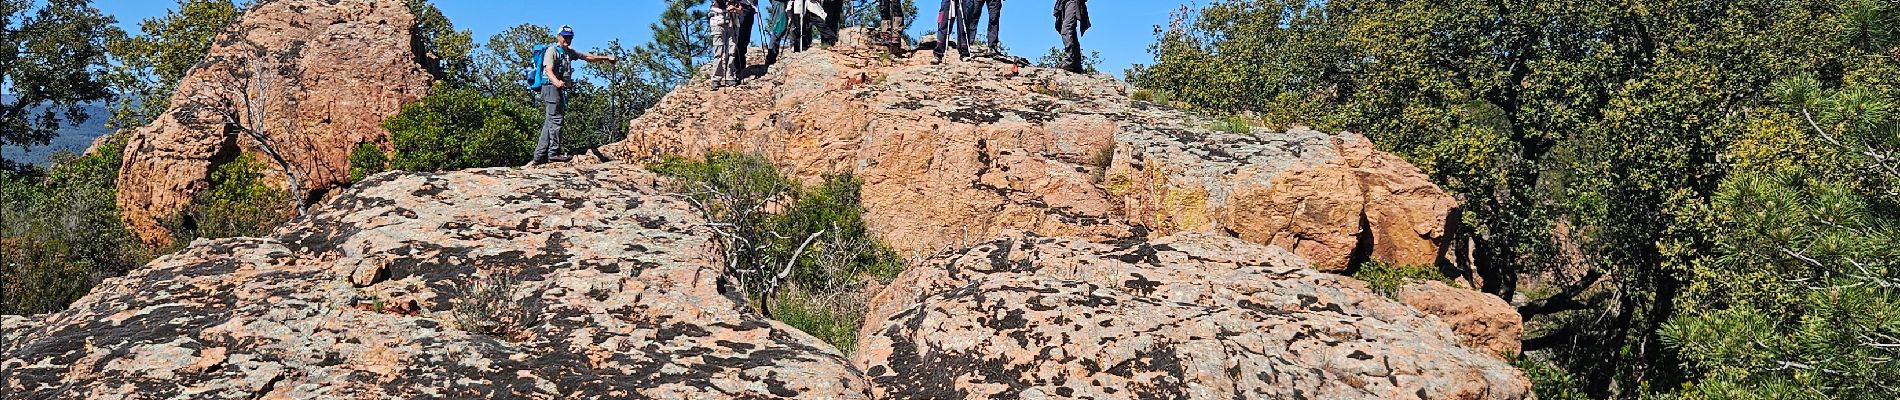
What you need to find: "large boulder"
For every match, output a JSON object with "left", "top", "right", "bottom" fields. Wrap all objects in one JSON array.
[
  {"left": 602, "top": 47, "right": 1457, "bottom": 271},
  {"left": 1105, "top": 128, "right": 1461, "bottom": 272},
  {"left": 854, "top": 233, "right": 1531, "bottom": 399},
  {"left": 116, "top": 0, "right": 435, "bottom": 246},
  {"left": 4, "top": 165, "right": 869, "bottom": 398}
]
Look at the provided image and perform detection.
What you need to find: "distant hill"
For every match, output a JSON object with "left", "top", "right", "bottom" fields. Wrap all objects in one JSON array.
[{"left": 1, "top": 97, "right": 116, "bottom": 166}]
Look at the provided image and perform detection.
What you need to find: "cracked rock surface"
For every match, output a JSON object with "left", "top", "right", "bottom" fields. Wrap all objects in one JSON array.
[
  {"left": 854, "top": 233, "right": 1531, "bottom": 399},
  {"left": 602, "top": 42, "right": 1458, "bottom": 272},
  {"left": 115, "top": 0, "right": 435, "bottom": 247},
  {"left": 3, "top": 165, "right": 869, "bottom": 399}
]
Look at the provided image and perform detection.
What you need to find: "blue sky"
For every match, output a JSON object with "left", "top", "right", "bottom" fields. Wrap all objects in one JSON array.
[{"left": 94, "top": 1, "right": 1187, "bottom": 78}]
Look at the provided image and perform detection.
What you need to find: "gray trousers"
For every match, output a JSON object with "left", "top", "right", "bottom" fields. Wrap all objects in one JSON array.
[{"left": 534, "top": 85, "right": 567, "bottom": 161}]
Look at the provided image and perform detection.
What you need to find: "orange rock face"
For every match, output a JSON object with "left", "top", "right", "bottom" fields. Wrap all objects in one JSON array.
[
  {"left": 116, "top": 0, "right": 434, "bottom": 246},
  {"left": 605, "top": 48, "right": 1134, "bottom": 256},
  {"left": 1399, "top": 279, "right": 1525, "bottom": 358},
  {"left": 608, "top": 45, "right": 1459, "bottom": 270}
]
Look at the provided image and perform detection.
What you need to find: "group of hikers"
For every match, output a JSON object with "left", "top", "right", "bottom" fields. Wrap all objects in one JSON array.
[
  {"left": 524, "top": 0, "right": 1092, "bottom": 165},
  {"left": 709, "top": 0, "right": 1096, "bottom": 86}
]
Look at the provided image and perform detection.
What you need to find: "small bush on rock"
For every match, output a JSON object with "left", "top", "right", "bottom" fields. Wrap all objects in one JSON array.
[
  {"left": 165, "top": 154, "right": 294, "bottom": 242},
  {"left": 347, "top": 143, "right": 388, "bottom": 183},
  {"left": 651, "top": 151, "right": 904, "bottom": 352},
  {"left": 1350, "top": 261, "right": 1451, "bottom": 298},
  {"left": 450, "top": 270, "right": 533, "bottom": 342}
]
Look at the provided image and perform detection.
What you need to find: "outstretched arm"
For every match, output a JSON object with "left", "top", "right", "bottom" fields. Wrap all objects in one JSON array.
[{"left": 565, "top": 46, "right": 617, "bottom": 64}]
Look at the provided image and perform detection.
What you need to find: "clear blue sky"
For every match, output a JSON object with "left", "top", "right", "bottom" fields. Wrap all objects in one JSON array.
[{"left": 94, "top": 0, "right": 1186, "bottom": 78}]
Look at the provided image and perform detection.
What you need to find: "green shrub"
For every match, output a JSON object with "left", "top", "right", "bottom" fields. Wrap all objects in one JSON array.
[
  {"left": 1207, "top": 116, "right": 1255, "bottom": 134},
  {"left": 1512, "top": 355, "right": 1590, "bottom": 400},
  {"left": 650, "top": 151, "right": 904, "bottom": 352},
  {"left": 165, "top": 154, "right": 294, "bottom": 242},
  {"left": 383, "top": 83, "right": 540, "bottom": 172},
  {"left": 1349, "top": 261, "right": 1451, "bottom": 298},
  {"left": 347, "top": 143, "right": 388, "bottom": 183},
  {"left": 1, "top": 139, "right": 149, "bottom": 315},
  {"left": 772, "top": 290, "right": 870, "bottom": 354}
]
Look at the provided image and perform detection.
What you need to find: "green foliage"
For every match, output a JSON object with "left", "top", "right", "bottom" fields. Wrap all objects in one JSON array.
[
  {"left": 771, "top": 290, "right": 870, "bottom": 354},
  {"left": 0, "top": 138, "right": 146, "bottom": 315},
  {"left": 650, "top": 152, "right": 903, "bottom": 351},
  {"left": 101, "top": 0, "right": 239, "bottom": 130},
  {"left": 1034, "top": 46, "right": 1103, "bottom": 74},
  {"left": 1512, "top": 355, "right": 1590, "bottom": 400},
  {"left": 383, "top": 83, "right": 540, "bottom": 171},
  {"left": 465, "top": 23, "right": 548, "bottom": 103},
  {"left": 1206, "top": 116, "right": 1254, "bottom": 134},
  {"left": 844, "top": 0, "right": 918, "bottom": 32},
  {"left": 166, "top": 154, "right": 292, "bottom": 241},
  {"left": 405, "top": 0, "right": 476, "bottom": 86},
  {"left": 633, "top": 0, "right": 710, "bottom": 89},
  {"left": 348, "top": 143, "right": 388, "bottom": 183},
  {"left": 2, "top": 0, "right": 120, "bottom": 156},
  {"left": 1659, "top": 75, "right": 1899, "bottom": 399},
  {"left": 1350, "top": 261, "right": 1451, "bottom": 298},
  {"left": 1133, "top": 0, "right": 1899, "bottom": 397}
]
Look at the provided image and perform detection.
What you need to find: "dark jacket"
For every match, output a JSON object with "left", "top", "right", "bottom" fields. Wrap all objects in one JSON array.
[{"left": 1055, "top": 0, "right": 1090, "bottom": 33}]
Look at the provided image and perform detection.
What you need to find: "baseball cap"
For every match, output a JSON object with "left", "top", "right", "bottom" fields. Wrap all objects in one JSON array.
[{"left": 558, "top": 25, "right": 575, "bottom": 37}]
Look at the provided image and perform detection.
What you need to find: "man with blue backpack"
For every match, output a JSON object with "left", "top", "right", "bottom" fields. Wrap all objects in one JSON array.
[{"left": 528, "top": 25, "right": 616, "bottom": 165}]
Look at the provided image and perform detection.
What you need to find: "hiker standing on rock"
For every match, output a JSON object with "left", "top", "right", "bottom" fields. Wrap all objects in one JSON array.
[
  {"left": 789, "top": 0, "right": 836, "bottom": 52},
  {"left": 1054, "top": 0, "right": 1090, "bottom": 73},
  {"left": 530, "top": 25, "right": 617, "bottom": 165},
  {"left": 965, "top": 0, "right": 1003, "bottom": 55},
  {"left": 728, "top": 0, "right": 759, "bottom": 84},
  {"left": 711, "top": 0, "right": 738, "bottom": 88}
]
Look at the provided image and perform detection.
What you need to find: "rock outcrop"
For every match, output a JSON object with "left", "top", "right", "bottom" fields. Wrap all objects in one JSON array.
[
  {"left": 1107, "top": 129, "right": 1460, "bottom": 272},
  {"left": 5, "top": 166, "right": 868, "bottom": 398},
  {"left": 116, "top": 0, "right": 434, "bottom": 246},
  {"left": 1399, "top": 280, "right": 1524, "bottom": 358},
  {"left": 602, "top": 46, "right": 1457, "bottom": 271},
  {"left": 854, "top": 233, "right": 1531, "bottom": 399}
]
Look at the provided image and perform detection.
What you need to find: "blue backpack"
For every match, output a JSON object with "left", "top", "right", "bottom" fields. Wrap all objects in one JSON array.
[{"left": 527, "top": 44, "right": 567, "bottom": 90}]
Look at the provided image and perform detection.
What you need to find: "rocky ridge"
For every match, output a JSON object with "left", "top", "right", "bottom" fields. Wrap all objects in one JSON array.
[
  {"left": 6, "top": 166, "right": 868, "bottom": 398},
  {"left": 4, "top": 165, "right": 1526, "bottom": 399},
  {"left": 115, "top": 0, "right": 435, "bottom": 246},
  {"left": 602, "top": 44, "right": 1459, "bottom": 273},
  {"left": 855, "top": 234, "right": 1528, "bottom": 399}
]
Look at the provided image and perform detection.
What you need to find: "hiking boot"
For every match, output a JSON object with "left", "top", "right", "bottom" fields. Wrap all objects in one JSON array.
[
  {"left": 525, "top": 158, "right": 546, "bottom": 167},
  {"left": 548, "top": 154, "right": 574, "bottom": 163}
]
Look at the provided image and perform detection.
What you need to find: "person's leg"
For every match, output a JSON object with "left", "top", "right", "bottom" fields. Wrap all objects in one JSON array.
[
  {"left": 533, "top": 85, "right": 557, "bottom": 163},
  {"left": 822, "top": 0, "right": 843, "bottom": 46},
  {"left": 732, "top": 10, "right": 755, "bottom": 80},
  {"left": 957, "top": 0, "right": 975, "bottom": 57},
  {"left": 986, "top": 0, "right": 1001, "bottom": 50},
  {"left": 713, "top": 31, "right": 731, "bottom": 84},
  {"left": 548, "top": 87, "right": 568, "bottom": 160},
  {"left": 935, "top": 0, "right": 953, "bottom": 60},
  {"left": 1060, "top": 1, "right": 1082, "bottom": 72}
]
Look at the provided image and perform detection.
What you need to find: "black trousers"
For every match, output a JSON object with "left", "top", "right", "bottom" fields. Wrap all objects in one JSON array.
[
  {"left": 731, "top": 6, "right": 756, "bottom": 79},
  {"left": 1056, "top": 0, "right": 1084, "bottom": 72},
  {"left": 966, "top": 0, "right": 1001, "bottom": 50}
]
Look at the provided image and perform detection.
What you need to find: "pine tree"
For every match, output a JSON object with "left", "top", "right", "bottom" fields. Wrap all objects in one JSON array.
[{"left": 633, "top": 0, "right": 709, "bottom": 90}]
